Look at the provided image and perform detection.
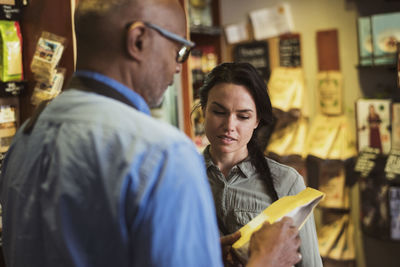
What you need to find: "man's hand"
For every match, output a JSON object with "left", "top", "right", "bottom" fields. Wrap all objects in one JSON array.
[
  {"left": 247, "top": 217, "right": 301, "bottom": 267},
  {"left": 220, "top": 231, "right": 243, "bottom": 267}
]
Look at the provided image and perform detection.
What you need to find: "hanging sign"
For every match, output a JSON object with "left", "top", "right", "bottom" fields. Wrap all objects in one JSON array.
[{"left": 233, "top": 41, "right": 270, "bottom": 80}]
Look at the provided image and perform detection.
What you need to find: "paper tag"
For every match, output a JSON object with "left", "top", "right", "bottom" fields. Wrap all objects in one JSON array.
[
  {"left": 385, "top": 150, "right": 400, "bottom": 179},
  {"left": 0, "top": 106, "right": 15, "bottom": 123},
  {"left": 354, "top": 147, "right": 380, "bottom": 177}
]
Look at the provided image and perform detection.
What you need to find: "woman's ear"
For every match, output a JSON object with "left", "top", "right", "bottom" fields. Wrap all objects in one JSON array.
[{"left": 126, "top": 22, "right": 146, "bottom": 61}]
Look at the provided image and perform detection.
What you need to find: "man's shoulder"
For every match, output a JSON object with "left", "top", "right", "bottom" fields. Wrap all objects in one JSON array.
[{"left": 50, "top": 90, "right": 190, "bottom": 143}]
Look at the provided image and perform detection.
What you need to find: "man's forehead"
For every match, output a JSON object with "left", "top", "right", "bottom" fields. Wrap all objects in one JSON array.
[
  {"left": 141, "top": 2, "right": 186, "bottom": 32},
  {"left": 77, "top": 0, "right": 126, "bottom": 14}
]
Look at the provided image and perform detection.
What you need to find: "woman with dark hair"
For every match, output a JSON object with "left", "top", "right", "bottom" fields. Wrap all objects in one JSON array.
[{"left": 195, "top": 62, "right": 322, "bottom": 267}]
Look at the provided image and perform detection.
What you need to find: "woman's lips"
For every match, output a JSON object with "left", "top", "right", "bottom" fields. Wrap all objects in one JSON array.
[{"left": 217, "top": 135, "right": 237, "bottom": 144}]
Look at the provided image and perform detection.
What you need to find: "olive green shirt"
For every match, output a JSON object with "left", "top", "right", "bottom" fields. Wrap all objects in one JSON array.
[{"left": 203, "top": 146, "right": 323, "bottom": 267}]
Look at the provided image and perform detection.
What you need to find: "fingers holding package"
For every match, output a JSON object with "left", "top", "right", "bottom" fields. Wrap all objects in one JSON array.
[
  {"left": 247, "top": 217, "right": 301, "bottom": 267},
  {"left": 220, "top": 231, "right": 244, "bottom": 267}
]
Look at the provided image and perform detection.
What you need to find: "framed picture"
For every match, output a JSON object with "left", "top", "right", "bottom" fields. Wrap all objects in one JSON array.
[
  {"left": 371, "top": 12, "right": 400, "bottom": 65},
  {"left": 356, "top": 99, "right": 392, "bottom": 154}
]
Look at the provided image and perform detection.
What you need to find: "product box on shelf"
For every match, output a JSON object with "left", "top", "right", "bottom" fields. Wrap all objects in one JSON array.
[
  {"left": 371, "top": 12, "right": 400, "bottom": 65},
  {"left": 356, "top": 99, "right": 392, "bottom": 155}
]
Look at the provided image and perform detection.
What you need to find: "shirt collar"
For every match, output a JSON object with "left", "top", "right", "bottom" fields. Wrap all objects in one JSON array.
[
  {"left": 74, "top": 70, "right": 151, "bottom": 116},
  {"left": 203, "top": 145, "right": 255, "bottom": 179}
]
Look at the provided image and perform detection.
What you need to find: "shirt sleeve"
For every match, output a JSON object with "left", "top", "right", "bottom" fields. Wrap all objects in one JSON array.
[
  {"left": 126, "top": 141, "right": 223, "bottom": 267},
  {"left": 289, "top": 173, "right": 323, "bottom": 267}
]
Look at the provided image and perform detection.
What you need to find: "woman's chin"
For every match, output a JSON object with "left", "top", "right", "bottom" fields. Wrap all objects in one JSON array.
[{"left": 210, "top": 143, "right": 237, "bottom": 154}]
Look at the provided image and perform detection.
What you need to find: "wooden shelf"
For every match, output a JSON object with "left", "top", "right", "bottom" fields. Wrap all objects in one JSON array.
[
  {"left": 180, "top": 0, "right": 224, "bottom": 138},
  {"left": 190, "top": 25, "right": 222, "bottom": 36},
  {"left": 317, "top": 206, "right": 350, "bottom": 213},
  {"left": 19, "top": 0, "right": 75, "bottom": 123},
  {"left": 356, "top": 64, "right": 397, "bottom": 70}
]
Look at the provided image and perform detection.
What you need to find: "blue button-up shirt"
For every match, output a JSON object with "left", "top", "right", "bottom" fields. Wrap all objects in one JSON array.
[{"left": 0, "top": 72, "right": 222, "bottom": 267}]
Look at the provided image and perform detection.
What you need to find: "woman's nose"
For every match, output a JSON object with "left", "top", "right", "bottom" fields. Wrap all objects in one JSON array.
[{"left": 224, "top": 116, "right": 236, "bottom": 132}]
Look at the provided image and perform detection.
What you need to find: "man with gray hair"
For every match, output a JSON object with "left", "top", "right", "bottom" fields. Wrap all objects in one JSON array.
[{"left": 0, "top": 0, "right": 301, "bottom": 266}]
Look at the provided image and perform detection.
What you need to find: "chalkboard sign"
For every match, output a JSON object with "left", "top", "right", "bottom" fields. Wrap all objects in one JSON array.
[
  {"left": 279, "top": 33, "right": 301, "bottom": 67},
  {"left": 233, "top": 41, "right": 270, "bottom": 81},
  {"left": 0, "top": 0, "right": 26, "bottom": 21}
]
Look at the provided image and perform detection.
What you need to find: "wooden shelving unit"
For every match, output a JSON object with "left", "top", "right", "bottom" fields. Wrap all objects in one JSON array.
[{"left": 179, "top": 0, "right": 225, "bottom": 138}]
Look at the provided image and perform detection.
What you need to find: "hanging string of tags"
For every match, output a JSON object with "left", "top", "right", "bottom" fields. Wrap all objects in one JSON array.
[
  {"left": 354, "top": 147, "right": 380, "bottom": 177},
  {"left": 30, "top": 31, "right": 67, "bottom": 106}
]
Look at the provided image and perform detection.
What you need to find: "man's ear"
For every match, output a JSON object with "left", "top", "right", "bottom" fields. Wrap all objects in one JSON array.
[{"left": 126, "top": 22, "right": 146, "bottom": 61}]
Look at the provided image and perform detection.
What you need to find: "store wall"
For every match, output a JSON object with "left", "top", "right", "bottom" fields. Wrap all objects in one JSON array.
[
  {"left": 220, "top": 0, "right": 362, "bottom": 123},
  {"left": 220, "top": 1, "right": 399, "bottom": 267}
]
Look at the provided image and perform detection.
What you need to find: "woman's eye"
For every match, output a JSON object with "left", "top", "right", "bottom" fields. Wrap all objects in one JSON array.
[
  {"left": 212, "top": 110, "right": 225, "bottom": 115},
  {"left": 238, "top": 116, "right": 250, "bottom": 120}
]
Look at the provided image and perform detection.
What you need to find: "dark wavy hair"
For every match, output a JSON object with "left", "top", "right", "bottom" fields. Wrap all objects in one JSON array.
[{"left": 195, "top": 62, "right": 279, "bottom": 201}]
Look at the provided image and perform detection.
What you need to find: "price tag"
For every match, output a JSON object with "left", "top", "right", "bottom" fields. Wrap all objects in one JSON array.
[
  {"left": 385, "top": 150, "right": 400, "bottom": 180},
  {"left": 0, "top": 106, "right": 15, "bottom": 124},
  {"left": 354, "top": 147, "right": 380, "bottom": 177}
]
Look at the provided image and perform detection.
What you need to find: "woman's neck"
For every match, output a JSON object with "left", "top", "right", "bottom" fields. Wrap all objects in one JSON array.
[{"left": 209, "top": 146, "right": 248, "bottom": 178}]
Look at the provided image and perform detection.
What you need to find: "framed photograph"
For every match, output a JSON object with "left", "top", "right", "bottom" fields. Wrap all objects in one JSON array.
[
  {"left": 371, "top": 12, "right": 400, "bottom": 65},
  {"left": 356, "top": 99, "right": 392, "bottom": 154}
]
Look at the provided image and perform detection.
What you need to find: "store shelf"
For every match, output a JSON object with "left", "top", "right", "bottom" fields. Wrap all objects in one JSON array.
[
  {"left": 190, "top": 25, "right": 222, "bottom": 36},
  {"left": 356, "top": 64, "right": 397, "bottom": 70},
  {"left": 317, "top": 206, "right": 350, "bottom": 213},
  {"left": 322, "top": 258, "right": 356, "bottom": 267}
]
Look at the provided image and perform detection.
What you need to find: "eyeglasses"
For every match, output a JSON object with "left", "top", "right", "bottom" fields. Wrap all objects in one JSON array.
[{"left": 127, "top": 21, "right": 195, "bottom": 63}]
